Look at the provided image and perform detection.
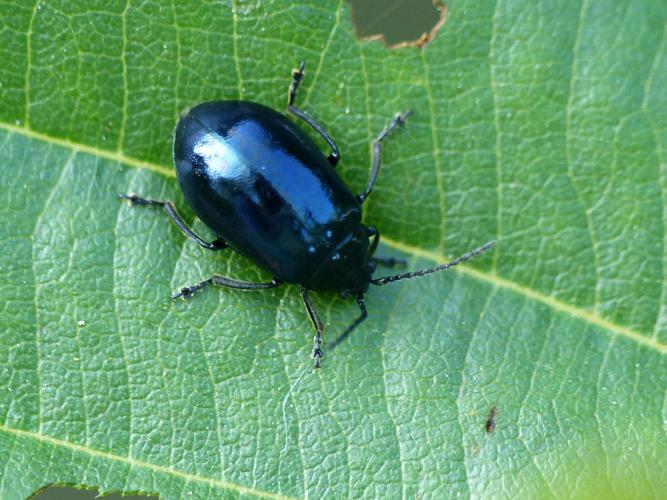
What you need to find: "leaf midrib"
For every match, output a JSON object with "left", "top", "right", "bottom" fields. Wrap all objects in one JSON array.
[
  {"left": 0, "top": 424, "right": 296, "bottom": 500},
  {"left": 3, "top": 121, "right": 665, "bottom": 354}
]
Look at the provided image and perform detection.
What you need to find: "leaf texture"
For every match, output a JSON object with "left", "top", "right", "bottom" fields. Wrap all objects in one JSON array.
[{"left": 0, "top": 0, "right": 666, "bottom": 498}]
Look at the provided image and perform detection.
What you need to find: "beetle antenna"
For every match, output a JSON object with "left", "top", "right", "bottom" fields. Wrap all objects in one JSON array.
[{"left": 370, "top": 241, "right": 495, "bottom": 286}]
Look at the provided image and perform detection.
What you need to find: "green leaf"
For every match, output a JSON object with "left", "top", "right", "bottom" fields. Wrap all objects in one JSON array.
[{"left": 1, "top": 0, "right": 666, "bottom": 498}]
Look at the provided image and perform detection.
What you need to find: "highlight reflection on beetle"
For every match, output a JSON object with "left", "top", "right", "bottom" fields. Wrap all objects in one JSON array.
[{"left": 119, "top": 61, "right": 494, "bottom": 368}]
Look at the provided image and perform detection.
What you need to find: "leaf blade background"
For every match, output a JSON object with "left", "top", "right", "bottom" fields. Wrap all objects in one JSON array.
[{"left": 0, "top": 0, "right": 666, "bottom": 498}]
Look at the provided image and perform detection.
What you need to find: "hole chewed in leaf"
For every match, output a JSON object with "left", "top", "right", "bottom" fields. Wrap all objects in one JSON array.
[
  {"left": 350, "top": 0, "right": 447, "bottom": 49},
  {"left": 30, "top": 485, "right": 158, "bottom": 500}
]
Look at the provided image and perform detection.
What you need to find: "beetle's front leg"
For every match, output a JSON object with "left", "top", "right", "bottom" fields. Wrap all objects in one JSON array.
[{"left": 287, "top": 61, "right": 340, "bottom": 167}]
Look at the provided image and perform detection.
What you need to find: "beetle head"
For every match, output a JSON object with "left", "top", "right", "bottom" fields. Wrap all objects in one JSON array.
[{"left": 305, "top": 226, "right": 372, "bottom": 293}]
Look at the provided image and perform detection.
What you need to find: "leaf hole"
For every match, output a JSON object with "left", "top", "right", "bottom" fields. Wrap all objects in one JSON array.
[
  {"left": 350, "top": 0, "right": 447, "bottom": 49},
  {"left": 31, "top": 485, "right": 158, "bottom": 500}
]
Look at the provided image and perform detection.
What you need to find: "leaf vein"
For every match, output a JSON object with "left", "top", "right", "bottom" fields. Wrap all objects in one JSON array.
[
  {"left": 0, "top": 434, "right": 17, "bottom": 497},
  {"left": 641, "top": 20, "right": 667, "bottom": 112},
  {"left": 231, "top": 0, "right": 244, "bottom": 99},
  {"left": 379, "top": 276, "right": 412, "bottom": 497},
  {"left": 489, "top": 0, "right": 502, "bottom": 275},
  {"left": 651, "top": 136, "right": 666, "bottom": 340},
  {"left": 516, "top": 306, "right": 558, "bottom": 497},
  {"left": 594, "top": 337, "right": 615, "bottom": 479},
  {"left": 0, "top": 424, "right": 296, "bottom": 500},
  {"left": 113, "top": 167, "right": 141, "bottom": 459},
  {"left": 2, "top": 123, "right": 665, "bottom": 353},
  {"left": 276, "top": 288, "right": 307, "bottom": 498},
  {"left": 171, "top": 0, "right": 183, "bottom": 123},
  {"left": 23, "top": 0, "right": 39, "bottom": 127},
  {"left": 117, "top": 0, "right": 130, "bottom": 153},
  {"left": 381, "top": 236, "right": 667, "bottom": 354},
  {"left": 301, "top": 0, "right": 343, "bottom": 108},
  {"left": 564, "top": 0, "right": 601, "bottom": 313},
  {"left": 31, "top": 150, "right": 75, "bottom": 435},
  {"left": 456, "top": 286, "right": 495, "bottom": 498},
  {"left": 419, "top": 50, "right": 446, "bottom": 254}
]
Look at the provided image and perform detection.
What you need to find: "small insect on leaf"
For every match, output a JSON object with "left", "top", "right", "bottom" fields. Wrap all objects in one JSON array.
[{"left": 486, "top": 405, "right": 498, "bottom": 434}]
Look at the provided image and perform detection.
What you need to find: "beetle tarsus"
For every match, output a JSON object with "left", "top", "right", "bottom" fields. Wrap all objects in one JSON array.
[
  {"left": 172, "top": 284, "right": 202, "bottom": 301},
  {"left": 288, "top": 60, "right": 306, "bottom": 106},
  {"left": 312, "top": 338, "right": 323, "bottom": 369},
  {"left": 210, "top": 237, "right": 228, "bottom": 250},
  {"left": 301, "top": 287, "right": 326, "bottom": 369},
  {"left": 378, "top": 110, "right": 412, "bottom": 142},
  {"left": 118, "top": 193, "right": 160, "bottom": 207}
]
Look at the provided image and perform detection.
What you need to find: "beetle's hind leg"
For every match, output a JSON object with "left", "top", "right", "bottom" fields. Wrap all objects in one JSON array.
[
  {"left": 172, "top": 275, "right": 281, "bottom": 300},
  {"left": 118, "top": 194, "right": 227, "bottom": 251},
  {"left": 301, "top": 289, "right": 369, "bottom": 368},
  {"left": 287, "top": 61, "right": 340, "bottom": 167},
  {"left": 357, "top": 111, "right": 412, "bottom": 204},
  {"left": 300, "top": 287, "right": 326, "bottom": 368}
]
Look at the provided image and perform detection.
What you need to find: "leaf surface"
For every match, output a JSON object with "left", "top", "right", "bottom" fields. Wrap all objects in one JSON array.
[{"left": 1, "top": 0, "right": 666, "bottom": 498}]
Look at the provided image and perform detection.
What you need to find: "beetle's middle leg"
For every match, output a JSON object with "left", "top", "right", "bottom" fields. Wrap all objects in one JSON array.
[
  {"left": 119, "top": 194, "right": 227, "bottom": 251},
  {"left": 287, "top": 61, "right": 340, "bottom": 167},
  {"left": 357, "top": 111, "right": 412, "bottom": 204}
]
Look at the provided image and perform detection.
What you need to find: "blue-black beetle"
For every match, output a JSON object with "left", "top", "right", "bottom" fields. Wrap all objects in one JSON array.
[{"left": 120, "top": 62, "right": 494, "bottom": 367}]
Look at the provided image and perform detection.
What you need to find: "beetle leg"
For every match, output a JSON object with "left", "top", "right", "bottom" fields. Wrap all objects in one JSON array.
[
  {"left": 366, "top": 226, "right": 407, "bottom": 269},
  {"left": 371, "top": 256, "right": 407, "bottom": 269},
  {"left": 329, "top": 293, "right": 367, "bottom": 352},
  {"left": 172, "top": 276, "right": 281, "bottom": 300},
  {"left": 300, "top": 286, "right": 325, "bottom": 368},
  {"left": 287, "top": 61, "right": 341, "bottom": 167},
  {"left": 287, "top": 61, "right": 306, "bottom": 107},
  {"left": 119, "top": 194, "right": 227, "bottom": 251},
  {"left": 367, "top": 225, "right": 380, "bottom": 256},
  {"left": 357, "top": 110, "right": 412, "bottom": 204}
]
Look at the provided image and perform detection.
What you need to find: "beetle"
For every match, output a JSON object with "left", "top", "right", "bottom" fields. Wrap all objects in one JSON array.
[{"left": 119, "top": 61, "right": 494, "bottom": 368}]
